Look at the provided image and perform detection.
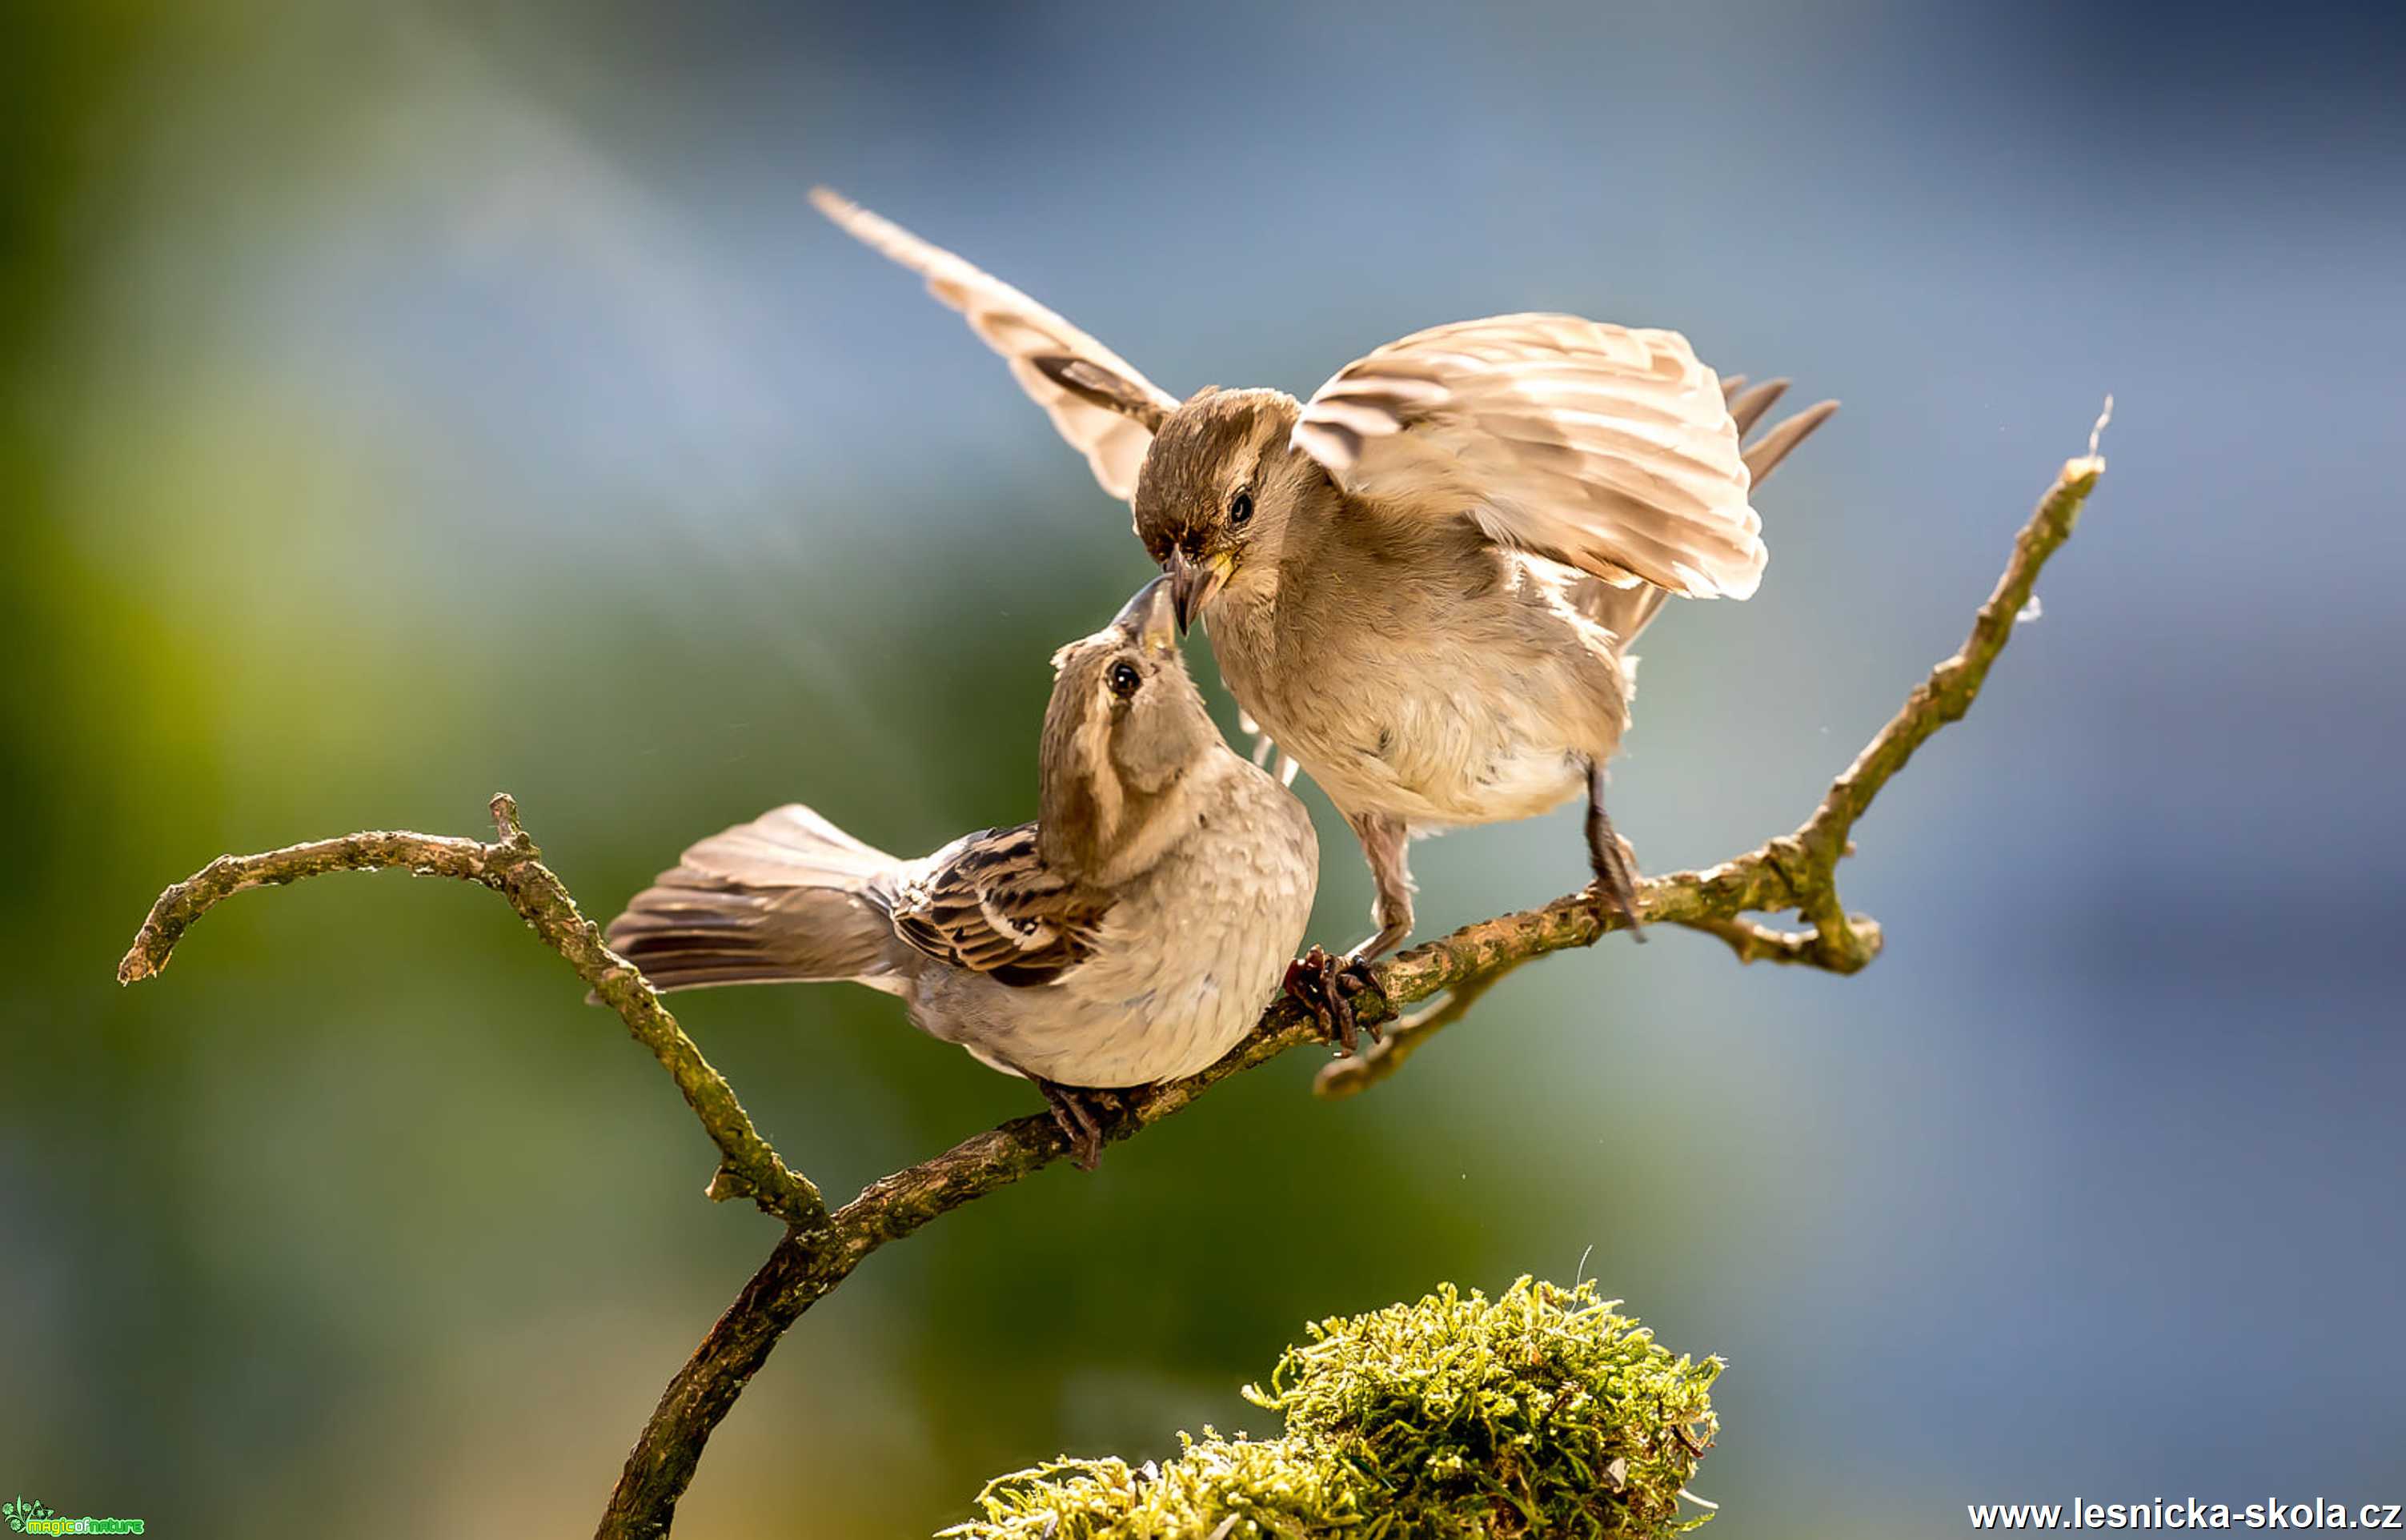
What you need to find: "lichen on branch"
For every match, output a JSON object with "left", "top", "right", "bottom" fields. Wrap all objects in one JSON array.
[{"left": 948, "top": 1277, "right": 1721, "bottom": 1539}]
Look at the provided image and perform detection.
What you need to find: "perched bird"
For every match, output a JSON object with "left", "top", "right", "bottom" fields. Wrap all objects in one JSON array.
[
  {"left": 812, "top": 188, "right": 1835, "bottom": 1023},
  {"left": 602, "top": 578, "right": 1319, "bottom": 1169}
]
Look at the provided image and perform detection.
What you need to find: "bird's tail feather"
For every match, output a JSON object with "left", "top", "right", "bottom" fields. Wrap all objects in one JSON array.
[
  {"left": 603, "top": 804, "right": 906, "bottom": 994},
  {"left": 1719, "top": 375, "right": 1841, "bottom": 486}
]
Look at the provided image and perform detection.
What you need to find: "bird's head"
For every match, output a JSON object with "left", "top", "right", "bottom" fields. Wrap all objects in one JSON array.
[
  {"left": 1028, "top": 344, "right": 1322, "bottom": 630},
  {"left": 1125, "top": 388, "right": 1316, "bottom": 631},
  {"left": 1037, "top": 575, "right": 1223, "bottom": 880}
]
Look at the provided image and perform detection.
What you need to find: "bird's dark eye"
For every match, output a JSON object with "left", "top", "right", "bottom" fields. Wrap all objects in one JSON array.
[
  {"left": 1229, "top": 489, "right": 1253, "bottom": 526},
  {"left": 1109, "top": 661, "right": 1142, "bottom": 699}
]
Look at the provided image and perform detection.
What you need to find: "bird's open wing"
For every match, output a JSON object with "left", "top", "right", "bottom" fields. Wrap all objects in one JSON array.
[
  {"left": 1292, "top": 314, "right": 1775, "bottom": 599},
  {"left": 889, "top": 823, "right": 1110, "bottom": 987},
  {"left": 811, "top": 188, "right": 1178, "bottom": 500}
]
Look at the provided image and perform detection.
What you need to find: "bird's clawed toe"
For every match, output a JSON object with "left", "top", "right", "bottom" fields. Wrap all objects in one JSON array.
[
  {"left": 1037, "top": 1080, "right": 1108, "bottom": 1171},
  {"left": 1582, "top": 868, "right": 1646, "bottom": 938},
  {"left": 1284, "top": 945, "right": 1388, "bottom": 1056},
  {"left": 1582, "top": 787, "right": 1649, "bottom": 943}
]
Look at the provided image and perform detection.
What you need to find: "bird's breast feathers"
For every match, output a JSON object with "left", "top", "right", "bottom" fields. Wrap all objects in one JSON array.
[{"left": 1217, "top": 555, "right": 1623, "bottom": 828}]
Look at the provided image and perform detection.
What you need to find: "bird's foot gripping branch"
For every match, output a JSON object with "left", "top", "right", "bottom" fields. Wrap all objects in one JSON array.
[{"left": 118, "top": 436, "right": 2103, "bottom": 1538}]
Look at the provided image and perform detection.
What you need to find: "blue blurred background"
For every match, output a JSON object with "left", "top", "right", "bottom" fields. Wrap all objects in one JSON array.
[{"left": 6, "top": 1, "right": 2401, "bottom": 1534}]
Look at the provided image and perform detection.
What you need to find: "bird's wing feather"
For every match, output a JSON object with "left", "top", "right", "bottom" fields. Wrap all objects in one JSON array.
[
  {"left": 1293, "top": 313, "right": 1767, "bottom": 599},
  {"left": 810, "top": 188, "right": 1177, "bottom": 500},
  {"left": 888, "top": 823, "right": 1110, "bottom": 987}
]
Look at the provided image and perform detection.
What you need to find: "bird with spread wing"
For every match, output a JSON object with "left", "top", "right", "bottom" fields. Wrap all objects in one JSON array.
[{"left": 812, "top": 188, "right": 1834, "bottom": 1031}]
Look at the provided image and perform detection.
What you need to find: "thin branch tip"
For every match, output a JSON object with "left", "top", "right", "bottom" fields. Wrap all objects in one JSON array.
[
  {"left": 2087, "top": 393, "right": 2115, "bottom": 459},
  {"left": 490, "top": 792, "right": 519, "bottom": 828}
]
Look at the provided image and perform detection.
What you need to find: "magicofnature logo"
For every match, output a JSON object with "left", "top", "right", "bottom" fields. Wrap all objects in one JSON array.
[{"left": 2, "top": 1498, "right": 142, "bottom": 1535}]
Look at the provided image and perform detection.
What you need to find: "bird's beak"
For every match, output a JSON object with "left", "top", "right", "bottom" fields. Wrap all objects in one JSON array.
[
  {"left": 1164, "top": 550, "right": 1232, "bottom": 634},
  {"left": 1112, "top": 575, "right": 1181, "bottom": 655}
]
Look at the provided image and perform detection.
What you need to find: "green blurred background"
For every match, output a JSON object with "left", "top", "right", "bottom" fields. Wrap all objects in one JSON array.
[{"left": 6, "top": 1, "right": 2401, "bottom": 1534}]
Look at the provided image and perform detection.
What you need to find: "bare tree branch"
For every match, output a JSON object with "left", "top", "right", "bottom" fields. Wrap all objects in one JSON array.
[
  {"left": 1312, "top": 956, "right": 1533, "bottom": 1100},
  {"left": 118, "top": 794, "right": 828, "bottom": 1231},
  {"left": 1678, "top": 912, "right": 1884, "bottom": 965},
  {"left": 118, "top": 441, "right": 2104, "bottom": 1539},
  {"left": 1791, "top": 429, "right": 2111, "bottom": 962}
]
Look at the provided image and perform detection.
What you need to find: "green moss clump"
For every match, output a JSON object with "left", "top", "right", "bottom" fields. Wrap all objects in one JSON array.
[{"left": 942, "top": 1277, "right": 1722, "bottom": 1538}]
